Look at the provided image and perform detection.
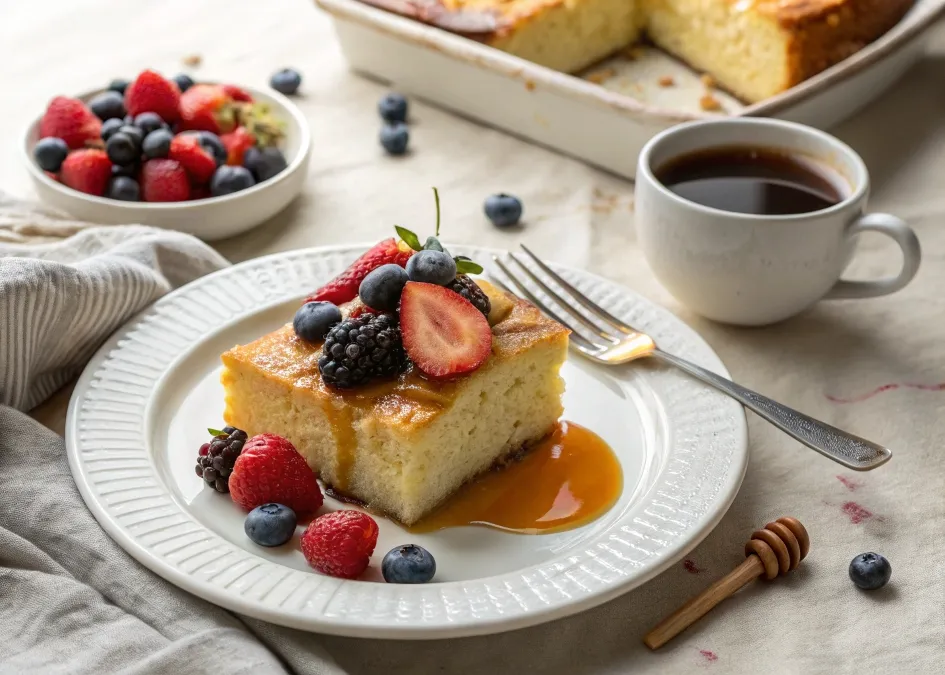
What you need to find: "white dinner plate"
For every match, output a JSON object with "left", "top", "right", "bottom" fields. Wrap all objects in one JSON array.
[{"left": 66, "top": 245, "right": 748, "bottom": 639}]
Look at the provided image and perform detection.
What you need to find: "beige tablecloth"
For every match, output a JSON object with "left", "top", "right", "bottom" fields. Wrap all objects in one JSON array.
[{"left": 3, "top": 0, "right": 945, "bottom": 672}]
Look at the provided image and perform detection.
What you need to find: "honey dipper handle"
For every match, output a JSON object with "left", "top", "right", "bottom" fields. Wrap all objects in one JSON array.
[{"left": 643, "top": 555, "right": 764, "bottom": 650}]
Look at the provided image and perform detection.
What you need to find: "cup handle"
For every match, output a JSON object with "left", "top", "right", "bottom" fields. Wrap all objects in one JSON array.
[{"left": 824, "top": 213, "right": 921, "bottom": 300}]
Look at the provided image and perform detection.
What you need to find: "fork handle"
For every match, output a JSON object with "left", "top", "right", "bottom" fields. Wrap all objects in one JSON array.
[{"left": 651, "top": 349, "right": 891, "bottom": 471}]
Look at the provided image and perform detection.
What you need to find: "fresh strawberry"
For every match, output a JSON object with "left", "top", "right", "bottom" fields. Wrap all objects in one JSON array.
[
  {"left": 60, "top": 149, "right": 112, "bottom": 196},
  {"left": 44, "top": 171, "right": 59, "bottom": 182},
  {"left": 169, "top": 134, "right": 217, "bottom": 183},
  {"left": 179, "top": 84, "right": 238, "bottom": 134},
  {"left": 222, "top": 84, "right": 253, "bottom": 102},
  {"left": 140, "top": 159, "right": 191, "bottom": 202},
  {"left": 301, "top": 510, "right": 378, "bottom": 579},
  {"left": 124, "top": 69, "right": 181, "bottom": 123},
  {"left": 229, "top": 434, "right": 323, "bottom": 515},
  {"left": 221, "top": 126, "right": 256, "bottom": 165},
  {"left": 305, "top": 238, "right": 414, "bottom": 306},
  {"left": 400, "top": 282, "right": 493, "bottom": 379},
  {"left": 39, "top": 96, "right": 102, "bottom": 149}
]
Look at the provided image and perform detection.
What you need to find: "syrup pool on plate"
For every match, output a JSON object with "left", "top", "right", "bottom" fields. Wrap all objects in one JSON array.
[{"left": 410, "top": 421, "right": 623, "bottom": 535}]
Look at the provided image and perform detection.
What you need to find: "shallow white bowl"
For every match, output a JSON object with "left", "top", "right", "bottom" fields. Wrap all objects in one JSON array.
[{"left": 22, "top": 84, "right": 312, "bottom": 241}]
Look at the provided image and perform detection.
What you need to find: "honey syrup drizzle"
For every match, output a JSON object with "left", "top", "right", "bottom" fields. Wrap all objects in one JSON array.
[
  {"left": 320, "top": 397, "right": 357, "bottom": 492},
  {"left": 410, "top": 421, "right": 622, "bottom": 535}
]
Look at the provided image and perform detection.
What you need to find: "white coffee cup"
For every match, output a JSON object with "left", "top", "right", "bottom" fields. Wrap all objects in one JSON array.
[{"left": 636, "top": 118, "right": 921, "bottom": 326}]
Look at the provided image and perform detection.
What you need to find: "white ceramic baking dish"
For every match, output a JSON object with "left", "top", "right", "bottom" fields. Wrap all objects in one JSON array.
[{"left": 316, "top": 0, "right": 945, "bottom": 178}]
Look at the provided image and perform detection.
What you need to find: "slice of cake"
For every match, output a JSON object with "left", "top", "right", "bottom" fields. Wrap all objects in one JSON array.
[
  {"left": 358, "top": 0, "right": 646, "bottom": 74},
  {"left": 221, "top": 280, "right": 569, "bottom": 525},
  {"left": 644, "top": 0, "right": 916, "bottom": 103}
]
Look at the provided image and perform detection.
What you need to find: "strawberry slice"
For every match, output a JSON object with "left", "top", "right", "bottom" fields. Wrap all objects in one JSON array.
[
  {"left": 400, "top": 282, "right": 492, "bottom": 379},
  {"left": 305, "top": 238, "right": 414, "bottom": 306}
]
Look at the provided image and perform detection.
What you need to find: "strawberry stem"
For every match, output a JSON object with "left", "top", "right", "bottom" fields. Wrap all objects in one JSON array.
[{"left": 432, "top": 187, "right": 441, "bottom": 237}]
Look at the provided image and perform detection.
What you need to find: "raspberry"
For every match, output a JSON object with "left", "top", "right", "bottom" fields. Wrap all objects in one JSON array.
[
  {"left": 317, "top": 313, "right": 407, "bottom": 389},
  {"left": 301, "top": 510, "right": 379, "bottom": 579},
  {"left": 229, "top": 433, "right": 323, "bottom": 515},
  {"left": 195, "top": 426, "right": 247, "bottom": 493},
  {"left": 446, "top": 275, "right": 491, "bottom": 317}
]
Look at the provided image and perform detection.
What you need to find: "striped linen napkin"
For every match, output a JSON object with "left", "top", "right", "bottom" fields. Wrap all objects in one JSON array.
[{"left": 0, "top": 192, "right": 229, "bottom": 411}]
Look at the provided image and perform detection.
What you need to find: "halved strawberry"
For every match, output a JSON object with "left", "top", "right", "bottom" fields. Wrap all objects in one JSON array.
[
  {"left": 169, "top": 134, "right": 217, "bottom": 184},
  {"left": 304, "top": 238, "right": 414, "bottom": 306},
  {"left": 400, "top": 282, "right": 492, "bottom": 379}
]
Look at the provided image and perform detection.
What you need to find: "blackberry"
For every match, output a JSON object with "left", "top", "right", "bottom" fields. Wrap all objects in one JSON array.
[
  {"left": 195, "top": 426, "right": 247, "bottom": 493},
  {"left": 318, "top": 313, "right": 406, "bottom": 388},
  {"left": 447, "top": 275, "right": 491, "bottom": 317}
]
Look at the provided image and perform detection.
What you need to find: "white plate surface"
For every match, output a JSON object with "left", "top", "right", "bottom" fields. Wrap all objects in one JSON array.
[{"left": 66, "top": 245, "right": 748, "bottom": 639}]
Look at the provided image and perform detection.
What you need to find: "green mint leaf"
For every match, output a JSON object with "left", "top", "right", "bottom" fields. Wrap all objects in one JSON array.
[
  {"left": 432, "top": 187, "right": 441, "bottom": 237},
  {"left": 455, "top": 259, "right": 484, "bottom": 275},
  {"left": 423, "top": 236, "right": 444, "bottom": 252},
  {"left": 207, "top": 427, "right": 226, "bottom": 437},
  {"left": 394, "top": 225, "right": 423, "bottom": 251}
]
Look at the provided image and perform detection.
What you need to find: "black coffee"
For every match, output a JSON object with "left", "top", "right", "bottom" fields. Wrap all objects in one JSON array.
[{"left": 655, "top": 146, "right": 845, "bottom": 215}]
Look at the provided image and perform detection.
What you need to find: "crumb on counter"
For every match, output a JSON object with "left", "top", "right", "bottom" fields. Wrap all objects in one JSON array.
[
  {"left": 699, "top": 93, "right": 723, "bottom": 112},
  {"left": 700, "top": 74, "right": 716, "bottom": 89},
  {"left": 525, "top": 80, "right": 536, "bottom": 92},
  {"left": 658, "top": 75, "right": 675, "bottom": 87},
  {"left": 182, "top": 54, "right": 202, "bottom": 67},
  {"left": 585, "top": 68, "right": 615, "bottom": 85},
  {"left": 623, "top": 46, "right": 645, "bottom": 61}
]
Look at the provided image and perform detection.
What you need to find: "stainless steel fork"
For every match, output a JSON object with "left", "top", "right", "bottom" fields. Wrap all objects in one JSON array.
[{"left": 492, "top": 245, "right": 892, "bottom": 471}]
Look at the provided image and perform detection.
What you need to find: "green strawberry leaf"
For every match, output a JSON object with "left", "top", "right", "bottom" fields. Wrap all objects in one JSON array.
[
  {"left": 455, "top": 258, "right": 484, "bottom": 275},
  {"left": 432, "top": 187, "right": 441, "bottom": 236},
  {"left": 394, "top": 225, "right": 423, "bottom": 251},
  {"left": 207, "top": 427, "right": 226, "bottom": 437}
]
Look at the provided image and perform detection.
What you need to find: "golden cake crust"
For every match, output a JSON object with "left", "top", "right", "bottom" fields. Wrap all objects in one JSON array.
[
  {"left": 353, "top": 0, "right": 914, "bottom": 102},
  {"left": 221, "top": 292, "right": 569, "bottom": 432}
]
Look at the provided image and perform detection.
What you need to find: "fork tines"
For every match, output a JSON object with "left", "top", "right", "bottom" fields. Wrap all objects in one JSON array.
[{"left": 491, "top": 245, "right": 638, "bottom": 352}]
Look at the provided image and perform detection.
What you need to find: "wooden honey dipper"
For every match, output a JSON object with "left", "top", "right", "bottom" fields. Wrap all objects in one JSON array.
[{"left": 644, "top": 517, "right": 810, "bottom": 650}]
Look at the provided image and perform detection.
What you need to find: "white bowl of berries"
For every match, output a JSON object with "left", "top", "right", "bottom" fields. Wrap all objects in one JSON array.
[{"left": 22, "top": 69, "right": 312, "bottom": 241}]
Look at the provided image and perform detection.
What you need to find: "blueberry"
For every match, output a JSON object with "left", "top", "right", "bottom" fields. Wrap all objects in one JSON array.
[
  {"left": 172, "top": 73, "right": 195, "bottom": 92},
  {"left": 123, "top": 114, "right": 135, "bottom": 126},
  {"left": 108, "top": 78, "right": 130, "bottom": 95},
  {"left": 210, "top": 165, "right": 256, "bottom": 197},
  {"left": 106, "top": 132, "right": 139, "bottom": 166},
  {"left": 100, "top": 117, "right": 124, "bottom": 141},
  {"left": 294, "top": 301, "right": 343, "bottom": 342},
  {"left": 112, "top": 163, "right": 138, "bottom": 178},
  {"left": 134, "top": 112, "right": 166, "bottom": 135},
  {"left": 197, "top": 131, "right": 227, "bottom": 166},
  {"left": 270, "top": 68, "right": 302, "bottom": 95},
  {"left": 406, "top": 250, "right": 456, "bottom": 286},
  {"left": 484, "top": 193, "right": 523, "bottom": 228},
  {"left": 244, "top": 503, "right": 297, "bottom": 547},
  {"left": 118, "top": 125, "right": 144, "bottom": 148},
  {"left": 382, "top": 544, "right": 436, "bottom": 584},
  {"left": 243, "top": 147, "right": 288, "bottom": 183},
  {"left": 359, "top": 264, "right": 409, "bottom": 311},
  {"left": 106, "top": 176, "right": 140, "bottom": 201},
  {"left": 378, "top": 93, "right": 408, "bottom": 123},
  {"left": 849, "top": 552, "right": 892, "bottom": 590},
  {"left": 89, "top": 91, "right": 126, "bottom": 121},
  {"left": 33, "top": 138, "right": 69, "bottom": 172},
  {"left": 142, "top": 128, "right": 173, "bottom": 159},
  {"left": 380, "top": 123, "right": 409, "bottom": 156}
]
